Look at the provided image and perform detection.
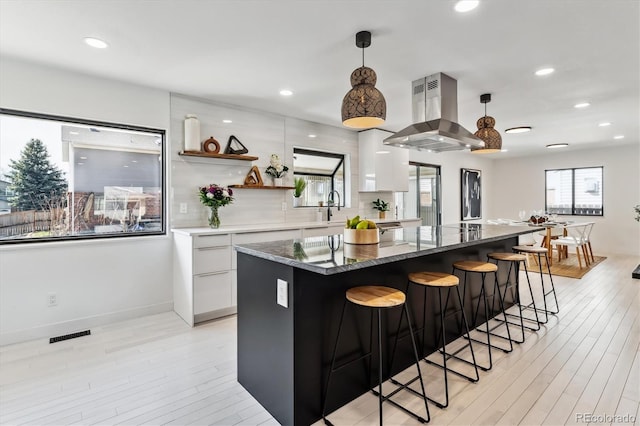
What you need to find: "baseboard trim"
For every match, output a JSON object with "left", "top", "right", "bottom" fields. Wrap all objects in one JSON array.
[{"left": 0, "top": 302, "right": 173, "bottom": 346}]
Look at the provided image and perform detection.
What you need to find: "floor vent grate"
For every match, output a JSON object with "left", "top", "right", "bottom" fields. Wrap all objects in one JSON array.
[{"left": 49, "top": 330, "right": 91, "bottom": 344}]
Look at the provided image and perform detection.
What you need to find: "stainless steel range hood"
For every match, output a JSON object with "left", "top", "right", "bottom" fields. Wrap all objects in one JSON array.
[{"left": 384, "top": 73, "right": 484, "bottom": 152}]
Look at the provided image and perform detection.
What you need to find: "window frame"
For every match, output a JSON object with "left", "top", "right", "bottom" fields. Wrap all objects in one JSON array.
[
  {"left": 292, "top": 147, "right": 345, "bottom": 207},
  {"left": 544, "top": 166, "right": 604, "bottom": 217},
  {"left": 0, "top": 108, "right": 166, "bottom": 245}
]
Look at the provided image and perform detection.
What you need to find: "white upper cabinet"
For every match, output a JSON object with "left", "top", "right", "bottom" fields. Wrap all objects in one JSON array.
[{"left": 358, "top": 129, "right": 409, "bottom": 192}]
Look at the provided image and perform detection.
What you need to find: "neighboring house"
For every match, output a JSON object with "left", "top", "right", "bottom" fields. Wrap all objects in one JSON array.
[{"left": 0, "top": 179, "right": 12, "bottom": 214}]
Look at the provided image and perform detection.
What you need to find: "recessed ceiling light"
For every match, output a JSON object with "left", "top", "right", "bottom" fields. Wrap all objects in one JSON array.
[
  {"left": 546, "top": 143, "right": 569, "bottom": 149},
  {"left": 614, "top": 135, "right": 625, "bottom": 139},
  {"left": 501, "top": 149, "right": 508, "bottom": 152},
  {"left": 376, "top": 150, "right": 390, "bottom": 154},
  {"left": 69, "top": 131, "right": 79, "bottom": 135},
  {"left": 79, "top": 156, "right": 87, "bottom": 160},
  {"left": 308, "top": 134, "right": 317, "bottom": 138},
  {"left": 123, "top": 165, "right": 129, "bottom": 168},
  {"left": 279, "top": 89, "right": 293, "bottom": 96},
  {"left": 84, "top": 37, "right": 108, "bottom": 49},
  {"left": 598, "top": 122, "right": 611, "bottom": 127},
  {"left": 77, "top": 162, "right": 84, "bottom": 165},
  {"left": 505, "top": 126, "right": 532, "bottom": 134},
  {"left": 222, "top": 119, "right": 232, "bottom": 123},
  {"left": 574, "top": 102, "right": 590, "bottom": 109},
  {"left": 465, "top": 144, "right": 471, "bottom": 148},
  {"left": 535, "top": 68, "right": 555, "bottom": 76},
  {"left": 454, "top": 0, "right": 479, "bottom": 12},
  {"left": 131, "top": 160, "right": 138, "bottom": 163}
]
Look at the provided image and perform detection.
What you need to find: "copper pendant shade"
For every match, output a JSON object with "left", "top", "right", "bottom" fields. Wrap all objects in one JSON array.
[
  {"left": 471, "top": 93, "right": 502, "bottom": 154},
  {"left": 341, "top": 31, "right": 386, "bottom": 129}
]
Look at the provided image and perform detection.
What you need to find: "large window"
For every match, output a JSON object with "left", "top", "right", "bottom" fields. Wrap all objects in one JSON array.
[
  {"left": 292, "top": 148, "right": 345, "bottom": 207},
  {"left": 545, "top": 167, "right": 603, "bottom": 216},
  {"left": 0, "top": 109, "right": 165, "bottom": 244}
]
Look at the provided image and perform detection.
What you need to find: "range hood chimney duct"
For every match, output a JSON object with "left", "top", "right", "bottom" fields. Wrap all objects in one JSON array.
[{"left": 384, "top": 73, "right": 485, "bottom": 152}]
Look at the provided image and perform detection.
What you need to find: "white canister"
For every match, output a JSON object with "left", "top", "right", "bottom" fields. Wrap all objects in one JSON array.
[
  {"left": 316, "top": 209, "right": 323, "bottom": 222},
  {"left": 184, "top": 114, "right": 201, "bottom": 151}
]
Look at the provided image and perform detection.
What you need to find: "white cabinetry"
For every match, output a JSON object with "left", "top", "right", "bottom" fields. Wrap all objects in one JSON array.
[
  {"left": 173, "top": 232, "right": 235, "bottom": 326},
  {"left": 359, "top": 129, "right": 409, "bottom": 192}
]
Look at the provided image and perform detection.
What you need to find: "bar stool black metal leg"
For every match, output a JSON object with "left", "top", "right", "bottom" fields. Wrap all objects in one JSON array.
[
  {"left": 322, "top": 300, "right": 348, "bottom": 425},
  {"left": 377, "top": 308, "right": 383, "bottom": 426},
  {"left": 544, "top": 254, "right": 560, "bottom": 314}
]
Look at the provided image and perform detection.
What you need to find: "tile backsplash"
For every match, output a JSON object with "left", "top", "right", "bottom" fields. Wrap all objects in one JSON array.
[{"left": 170, "top": 94, "right": 394, "bottom": 229}]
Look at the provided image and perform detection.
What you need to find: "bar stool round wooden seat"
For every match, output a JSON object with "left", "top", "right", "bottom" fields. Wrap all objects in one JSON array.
[
  {"left": 512, "top": 245, "right": 560, "bottom": 324},
  {"left": 452, "top": 260, "right": 512, "bottom": 372},
  {"left": 322, "top": 286, "right": 430, "bottom": 425},
  {"left": 389, "top": 271, "right": 479, "bottom": 409},
  {"left": 486, "top": 253, "right": 541, "bottom": 344}
]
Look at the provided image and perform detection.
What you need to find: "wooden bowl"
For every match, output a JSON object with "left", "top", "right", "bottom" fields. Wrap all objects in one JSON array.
[
  {"left": 343, "top": 228, "right": 380, "bottom": 245},
  {"left": 344, "top": 243, "right": 379, "bottom": 260}
]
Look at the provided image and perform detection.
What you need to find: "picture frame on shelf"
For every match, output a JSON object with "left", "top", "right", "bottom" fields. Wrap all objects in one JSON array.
[{"left": 461, "top": 168, "right": 481, "bottom": 220}]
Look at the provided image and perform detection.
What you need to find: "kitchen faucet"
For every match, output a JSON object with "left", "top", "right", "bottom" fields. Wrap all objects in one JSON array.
[{"left": 327, "top": 190, "right": 341, "bottom": 222}]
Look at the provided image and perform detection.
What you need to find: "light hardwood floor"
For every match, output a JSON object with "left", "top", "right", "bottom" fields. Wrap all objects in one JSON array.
[{"left": 1, "top": 254, "right": 638, "bottom": 425}]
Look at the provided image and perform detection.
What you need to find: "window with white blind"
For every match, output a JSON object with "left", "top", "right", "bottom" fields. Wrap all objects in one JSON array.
[{"left": 545, "top": 167, "right": 603, "bottom": 216}]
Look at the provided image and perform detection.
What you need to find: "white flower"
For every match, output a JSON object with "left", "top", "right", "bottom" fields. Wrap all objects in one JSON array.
[
  {"left": 222, "top": 190, "right": 229, "bottom": 198},
  {"left": 270, "top": 154, "right": 281, "bottom": 168},
  {"left": 276, "top": 165, "right": 283, "bottom": 173},
  {"left": 206, "top": 192, "right": 214, "bottom": 199}
]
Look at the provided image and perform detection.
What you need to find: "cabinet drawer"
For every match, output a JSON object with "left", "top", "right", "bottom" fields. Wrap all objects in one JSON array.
[
  {"left": 193, "top": 246, "right": 231, "bottom": 275},
  {"left": 303, "top": 226, "right": 344, "bottom": 238},
  {"left": 194, "top": 233, "right": 231, "bottom": 248},
  {"left": 232, "top": 229, "right": 301, "bottom": 245},
  {"left": 193, "top": 271, "right": 232, "bottom": 314}
]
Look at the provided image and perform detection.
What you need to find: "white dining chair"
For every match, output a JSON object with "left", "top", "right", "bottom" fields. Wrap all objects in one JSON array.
[
  {"left": 550, "top": 223, "right": 590, "bottom": 268},
  {"left": 582, "top": 222, "right": 595, "bottom": 263}
]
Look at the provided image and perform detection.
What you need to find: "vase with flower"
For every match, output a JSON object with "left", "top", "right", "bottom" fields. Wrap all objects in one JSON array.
[
  {"left": 198, "top": 184, "right": 234, "bottom": 228},
  {"left": 265, "top": 154, "right": 288, "bottom": 186}
]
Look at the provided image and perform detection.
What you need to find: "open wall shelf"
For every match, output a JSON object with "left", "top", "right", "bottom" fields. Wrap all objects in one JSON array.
[
  {"left": 229, "top": 185, "right": 295, "bottom": 190},
  {"left": 179, "top": 151, "right": 259, "bottom": 161}
]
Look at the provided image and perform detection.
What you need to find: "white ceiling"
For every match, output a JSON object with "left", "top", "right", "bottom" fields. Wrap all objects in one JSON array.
[{"left": 1, "top": 0, "right": 638, "bottom": 158}]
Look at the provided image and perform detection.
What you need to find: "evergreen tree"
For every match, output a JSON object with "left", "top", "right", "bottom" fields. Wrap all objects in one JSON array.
[{"left": 7, "top": 138, "right": 68, "bottom": 211}]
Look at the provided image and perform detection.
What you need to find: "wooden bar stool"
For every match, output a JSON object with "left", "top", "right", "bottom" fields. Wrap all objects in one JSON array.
[
  {"left": 389, "top": 271, "right": 479, "bottom": 409},
  {"left": 322, "top": 286, "right": 430, "bottom": 425},
  {"left": 452, "top": 260, "right": 512, "bottom": 372},
  {"left": 512, "top": 245, "right": 560, "bottom": 324},
  {"left": 486, "top": 253, "right": 541, "bottom": 344}
]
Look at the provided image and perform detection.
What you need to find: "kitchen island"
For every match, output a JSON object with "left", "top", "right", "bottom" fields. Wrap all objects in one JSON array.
[{"left": 234, "top": 224, "right": 538, "bottom": 425}]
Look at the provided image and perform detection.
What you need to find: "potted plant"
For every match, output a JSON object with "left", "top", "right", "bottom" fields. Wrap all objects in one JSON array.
[
  {"left": 265, "top": 154, "right": 288, "bottom": 186},
  {"left": 293, "top": 177, "right": 306, "bottom": 208},
  {"left": 372, "top": 198, "right": 390, "bottom": 219}
]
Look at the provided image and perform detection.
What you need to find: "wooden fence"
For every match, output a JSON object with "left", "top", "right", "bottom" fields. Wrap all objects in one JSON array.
[{"left": 0, "top": 210, "right": 65, "bottom": 238}]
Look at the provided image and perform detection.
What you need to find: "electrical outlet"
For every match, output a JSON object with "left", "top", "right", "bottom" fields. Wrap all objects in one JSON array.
[
  {"left": 277, "top": 279, "right": 288, "bottom": 308},
  {"left": 281, "top": 202, "right": 287, "bottom": 211},
  {"left": 179, "top": 203, "right": 188, "bottom": 214},
  {"left": 48, "top": 292, "right": 57, "bottom": 307}
]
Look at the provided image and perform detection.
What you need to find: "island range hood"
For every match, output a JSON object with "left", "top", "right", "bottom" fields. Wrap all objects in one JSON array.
[{"left": 384, "top": 73, "right": 485, "bottom": 152}]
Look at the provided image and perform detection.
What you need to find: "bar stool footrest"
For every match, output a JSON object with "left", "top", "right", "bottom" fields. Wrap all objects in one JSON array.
[{"left": 370, "top": 388, "right": 429, "bottom": 423}]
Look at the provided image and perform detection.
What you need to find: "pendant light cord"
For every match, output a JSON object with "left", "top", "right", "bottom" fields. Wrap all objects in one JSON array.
[{"left": 362, "top": 46, "right": 365, "bottom": 67}]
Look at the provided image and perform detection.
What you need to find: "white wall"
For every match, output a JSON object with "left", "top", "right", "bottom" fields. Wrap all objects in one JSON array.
[
  {"left": 0, "top": 57, "right": 173, "bottom": 345},
  {"left": 405, "top": 150, "right": 495, "bottom": 225},
  {"left": 169, "top": 94, "right": 375, "bottom": 228},
  {"left": 487, "top": 144, "right": 640, "bottom": 256}
]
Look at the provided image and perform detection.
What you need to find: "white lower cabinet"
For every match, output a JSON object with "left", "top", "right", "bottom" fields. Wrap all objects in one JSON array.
[
  {"left": 173, "top": 227, "right": 302, "bottom": 327},
  {"left": 193, "top": 271, "right": 232, "bottom": 314}
]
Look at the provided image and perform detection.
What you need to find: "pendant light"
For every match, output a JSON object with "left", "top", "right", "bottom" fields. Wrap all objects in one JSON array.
[
  {"left": 341, "top": 31, "right": 386, "bottom": 129},
  {"left": 471, "top": 93, "right": 502, "bottom": 154}
]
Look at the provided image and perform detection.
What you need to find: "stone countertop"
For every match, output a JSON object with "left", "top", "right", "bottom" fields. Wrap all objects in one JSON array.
[
  {"left": 234, "top": 223, "right": 542, "bottom": 275},
  {"left": 171, "top": 217, "right": 421, "bottom": 236}
]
